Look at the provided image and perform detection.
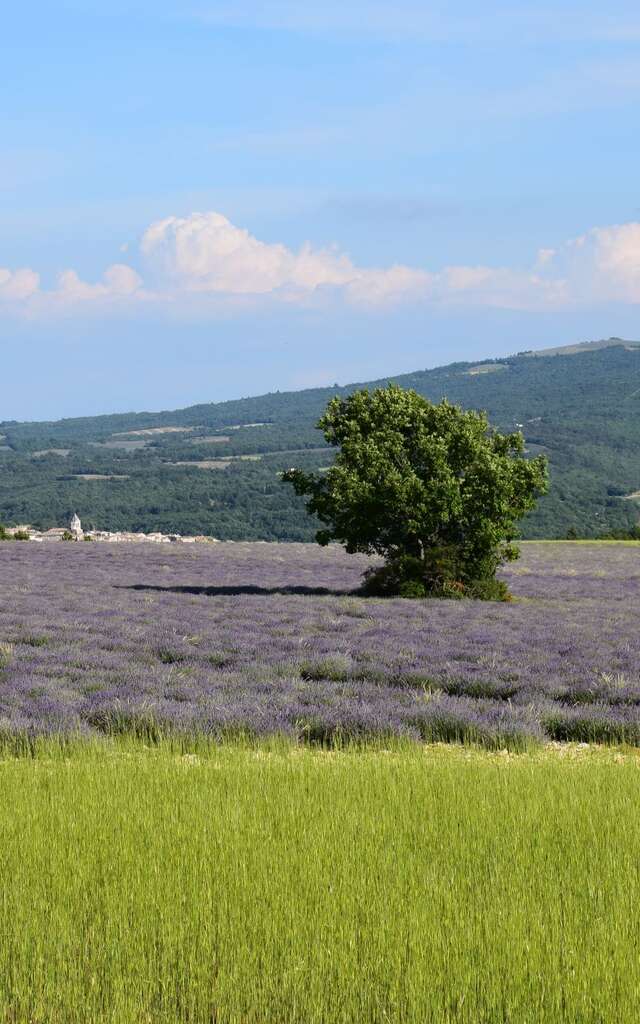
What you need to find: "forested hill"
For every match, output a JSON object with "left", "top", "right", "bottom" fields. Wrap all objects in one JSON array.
[{"left": 2, "top": 337, "right": 640, "bottom": 540}]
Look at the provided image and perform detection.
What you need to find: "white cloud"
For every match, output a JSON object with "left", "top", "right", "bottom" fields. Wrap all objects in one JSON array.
[
  {"left": 547, "top": 223, "right": 640, "bottom": 303},
  {"left": 139, "top": 211, "right": 431, "bottom": 304},
  {"left": 0, "top": 267, "right": 40, "bottom": 301},
  {"left": 2, "top": 212, "right": 640, "bottom": 318},
  {"left": 0, "top": 264, "right": 144, "bottom": 318},
  {"left": 433, "top": 266, "right": 568, "bottom": 311},
  {"left": 55, "top": 264, "right": 143, "bottom": 302}
]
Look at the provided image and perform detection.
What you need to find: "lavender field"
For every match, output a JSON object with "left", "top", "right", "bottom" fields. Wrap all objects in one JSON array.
[{"left": 1, "top": 540, "right": 639, "bottom": 746}]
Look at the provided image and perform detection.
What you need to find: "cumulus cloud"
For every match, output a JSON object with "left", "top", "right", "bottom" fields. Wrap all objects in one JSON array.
[
  {"left": 0, "top": 263, "right": 144, "bottom": 318},
  {"left": 136, "top": 213, "right": 640, "bottom": 310},
  {"left": 54, "top": 264, "right": 143, "bottom": 303},
  {"left": 542, "top": 222, "right": 640, "bottom": 304},
  {"left": 2, "top": 212, "right": 640, "bottom": 317},
  {"left": 139, "top": 211, "right": 431, "bottom": 304},
  {"left": 0, "top": 267, "right": 40, "bottom": 301}
]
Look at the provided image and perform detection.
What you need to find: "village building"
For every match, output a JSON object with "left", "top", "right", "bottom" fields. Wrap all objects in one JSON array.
[{"left": 69, "top": 513, "right": 83, "bottom": 540}]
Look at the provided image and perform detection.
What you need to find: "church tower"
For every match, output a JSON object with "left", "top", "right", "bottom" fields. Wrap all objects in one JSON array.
[{"left": 69, "top": 513, "right": 83, "bottom": 540}]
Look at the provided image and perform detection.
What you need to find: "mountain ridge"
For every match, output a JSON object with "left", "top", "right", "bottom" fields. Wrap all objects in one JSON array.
[
  {"left": 2, "top": 337, "right": 640, "bottom": 540},
  {"left": 3, "top": 337, "right": 638, "bottom": 434}
]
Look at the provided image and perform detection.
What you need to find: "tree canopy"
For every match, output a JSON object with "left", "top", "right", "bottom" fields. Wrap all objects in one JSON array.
[{"left": 282, "top": 385, "right": 548, "bottom": 598}]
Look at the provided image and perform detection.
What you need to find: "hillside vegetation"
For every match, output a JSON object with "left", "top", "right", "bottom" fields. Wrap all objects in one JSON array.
[{"left": 1, "top": 338, "right": 640, "bottom": 538}]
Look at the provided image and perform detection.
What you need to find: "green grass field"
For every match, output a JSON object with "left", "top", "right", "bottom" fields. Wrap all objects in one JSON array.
[{"left": 1, "top": 741, "right": 639, "bottom": 1023}]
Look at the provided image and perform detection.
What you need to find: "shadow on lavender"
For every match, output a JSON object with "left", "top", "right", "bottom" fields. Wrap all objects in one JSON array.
[
  {"left": 119, "top": 583, "right": 356, "bottom": 597},
  {"left": 1, "top": 540, "right": 639, "bottom": 747}
]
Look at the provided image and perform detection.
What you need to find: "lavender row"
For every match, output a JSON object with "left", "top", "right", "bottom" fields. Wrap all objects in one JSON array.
[{"left": 1, "top": 541, "right": 639, "bottom": 745}]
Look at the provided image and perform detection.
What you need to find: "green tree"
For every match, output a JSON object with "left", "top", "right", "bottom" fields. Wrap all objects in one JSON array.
[{"left": 282, "top": 385, "right": 548, "bottom": 599}]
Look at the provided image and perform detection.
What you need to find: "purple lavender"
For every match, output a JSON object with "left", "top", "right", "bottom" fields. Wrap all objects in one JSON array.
[{"left": 0, "top": 541, "right": 639, "bottom": 745}]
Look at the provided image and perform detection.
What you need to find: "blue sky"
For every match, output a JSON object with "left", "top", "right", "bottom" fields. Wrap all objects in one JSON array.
[{"left": 2, "top": 1, "right": 640, "bottom": 419}]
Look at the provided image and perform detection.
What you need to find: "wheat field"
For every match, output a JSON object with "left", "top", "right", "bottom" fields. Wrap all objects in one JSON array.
[{"left": 1, "top": 739, "right": 638, "bottom": 1023}]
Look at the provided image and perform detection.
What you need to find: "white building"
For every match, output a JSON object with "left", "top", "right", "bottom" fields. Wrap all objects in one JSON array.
[{"left": 69, "top": 513, "right": 83, "bottom": 539}]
